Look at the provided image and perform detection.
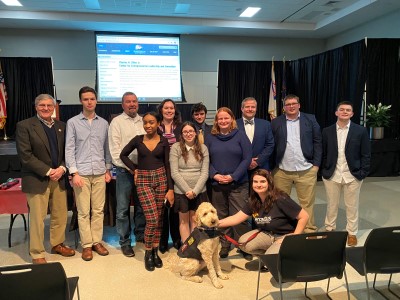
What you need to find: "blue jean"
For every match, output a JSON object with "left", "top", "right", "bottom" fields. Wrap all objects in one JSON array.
[{"left": 115, "top": 167, "right": 146, "bottom": 246}]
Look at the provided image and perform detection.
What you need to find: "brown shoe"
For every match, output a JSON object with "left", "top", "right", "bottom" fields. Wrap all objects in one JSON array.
[
  {"left": 92, "top": 243, "right": 109, "bottom": 256},
  {"left": 82, "top": 247, "right": 93, "bottom": 261},
  {"left": 32, "top": 258, "right": 47, "bottom": 264},
  {"left": 347, "top": 234, "right": 357, "bottom": 247},
  {"left": 51, "top": 243, "right": 75, "bottom": 257}
]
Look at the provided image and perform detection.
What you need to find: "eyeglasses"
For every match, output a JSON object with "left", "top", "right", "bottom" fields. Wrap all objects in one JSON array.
[
  {"left": 284, "top": 102, "right": 299, "bottom": 107},
  {"left": 37, "top": 104, "right": 55, "bottom": 109},
  {"left": 182, "top": 130, "right": 195, "bottom": 135}
]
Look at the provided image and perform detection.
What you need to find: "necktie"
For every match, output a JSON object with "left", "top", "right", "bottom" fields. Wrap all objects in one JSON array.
[
  {"left": 198, "top": 129, "right": 204, "bottom": 144},
  {"left": 245, "top": 119, "right": 254, "bottom": 125}
]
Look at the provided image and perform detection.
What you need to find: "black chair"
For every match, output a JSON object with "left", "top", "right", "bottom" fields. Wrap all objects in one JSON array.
[
  {"left": 0, "top": 262, "right": 80, "bottom": 300},
  {"left": 257, "top": 231, "right": 349, "bottom": 300},
  {"left": 346, "top": 226, "right": 400, "bottom": 300}
]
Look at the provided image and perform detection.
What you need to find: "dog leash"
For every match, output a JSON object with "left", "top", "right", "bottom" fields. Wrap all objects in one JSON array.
[{"left": 197, "top": 227, "right": 262, "bottom": 247}]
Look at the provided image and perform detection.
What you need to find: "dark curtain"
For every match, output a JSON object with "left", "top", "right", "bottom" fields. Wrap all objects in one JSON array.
[
  {"left": 218, "top": 60, "right": 284, "bottom": 120},
  {"left": 0, "top": 57, "right": 54, "bottom": 137},
  {"left": 366, "top": 39, "right": 400, "bottom": 139},
  {"left": 59, "top": 103, "right": 194, "bottom": 123},
  {"left": 288, "top": 40, "right": 366, "bottom": 129}
]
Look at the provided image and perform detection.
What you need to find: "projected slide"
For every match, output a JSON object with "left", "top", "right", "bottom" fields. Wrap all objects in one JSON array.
[{"left": 96, "top": 34, "right": 182, "bottom": 102}]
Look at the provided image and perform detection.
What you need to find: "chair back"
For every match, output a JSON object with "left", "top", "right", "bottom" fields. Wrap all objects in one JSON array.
[
  {"left": 278, "top": 231, "right": 348, "bottom": 282},
  {"left": 364, "top": 226, "right": 400, "bottom": 274},
  {"left": 0, "top": 262, "right": 69, "bottom": 300}
]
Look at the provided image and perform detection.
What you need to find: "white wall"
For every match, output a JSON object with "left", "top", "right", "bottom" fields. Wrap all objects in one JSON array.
[{"left": 326, "top": 10, "right": 400, "bottom": 50}]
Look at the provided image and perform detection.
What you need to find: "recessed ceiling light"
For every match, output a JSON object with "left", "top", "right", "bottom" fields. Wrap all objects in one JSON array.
[
  {"left": 1, "top": 0, "right": 22, "bottom": 6},
  {"left": 239, "top": 7, "right": 261, "bottom": 18}
]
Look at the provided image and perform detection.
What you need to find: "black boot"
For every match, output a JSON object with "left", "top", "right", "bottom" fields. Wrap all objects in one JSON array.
[
  {"left": 152, "top": 247, "right": 163, "bottom": 268},
  {"left": 144, "top": 250, "right": 155, "bottom": 272}
]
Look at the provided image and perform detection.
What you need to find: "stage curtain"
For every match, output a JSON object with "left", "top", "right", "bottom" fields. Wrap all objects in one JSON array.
[
  {"left": 217, "top": 60, "right": 284, "bottom": 120},
  {"left": 366, "top": 38, "right": 400, "bottom": 139},
  {"left": 0, "top": 57, "right": 53, "bottom": 137},
  {"left": 288, "top": 40, "right": 366, "bottom": 129}
]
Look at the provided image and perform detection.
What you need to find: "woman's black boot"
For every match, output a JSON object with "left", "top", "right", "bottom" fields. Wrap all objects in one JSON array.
[
  {"left": 144, "top": 250, "right": 155, "bottom": 271},
  {"left": 153, "top": 247, "right": 163, "bottom": 268}
]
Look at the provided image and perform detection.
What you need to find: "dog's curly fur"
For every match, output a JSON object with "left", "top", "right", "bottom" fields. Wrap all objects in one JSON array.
[{"left": 165, "top": 202, "right": 229, "bottom": 288}]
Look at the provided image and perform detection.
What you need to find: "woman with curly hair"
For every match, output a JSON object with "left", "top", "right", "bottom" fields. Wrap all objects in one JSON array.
[
  {"left": 218, "top": 169, "right": 308, "bottom": 255},
  {"left": 170, "top": 121, "right": 209, "bottom": 242}
]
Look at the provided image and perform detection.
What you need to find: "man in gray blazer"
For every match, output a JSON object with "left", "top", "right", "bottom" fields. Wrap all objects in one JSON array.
[
  {"left": 16, "top": 94, "right": 75, "bottom": 264},
  {"left": 321, "top": 101, "right": 370, "bottom": 246}
]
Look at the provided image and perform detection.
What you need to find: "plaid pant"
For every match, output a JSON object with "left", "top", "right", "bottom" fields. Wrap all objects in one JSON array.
[{"left": 136, "top": 167, "right": 167, "bottom": 249}]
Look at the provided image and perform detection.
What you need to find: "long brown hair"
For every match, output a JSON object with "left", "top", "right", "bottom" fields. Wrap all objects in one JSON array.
[
  {"left": 249, "top": 169, "right": 288, "bottom": 214},
  {"left": 211, "top": 107, "right": 237, "bottom": 135},
  {"left": 179, "top": 121, "right": 204, "bottom": 163}
]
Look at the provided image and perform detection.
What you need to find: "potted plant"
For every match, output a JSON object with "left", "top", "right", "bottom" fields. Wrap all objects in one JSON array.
[{"left": 366, "top": 102, "right": 391, "bottom": 139}]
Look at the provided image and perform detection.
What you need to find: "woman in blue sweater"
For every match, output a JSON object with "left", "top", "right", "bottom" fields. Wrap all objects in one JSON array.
[{"left": 205, "top": 107, "right": 252, "bottom": 258}]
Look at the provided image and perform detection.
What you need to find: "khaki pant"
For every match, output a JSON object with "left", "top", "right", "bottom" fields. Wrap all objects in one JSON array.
[
  {"left": 27, "top": 180, "right": 67, "bottom": 259},
  {"left": 323, "top": 178, "right": 363, "bottom": 235},
  {"left": 272, "top": 167, "right": 318, "bottom": 232},
  {"left": 73, "top": 174, "right": 105, "bottom": 248}
]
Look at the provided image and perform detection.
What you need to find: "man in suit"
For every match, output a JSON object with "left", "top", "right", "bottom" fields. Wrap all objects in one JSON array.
[
  {"left": 237, "top": 97, "right": 275, "bottom": 171},
  {"left": 191, "top": 102, "right": 211, "bottom": 144},
  {"left": 321, "top": 101, "right": 370, "bottom": 246},
  {"left": 16, "top": 94, "right": 75, "bottom": 264},
  {"left": 271, "top": 94, "right": 322, "bottom": 233}
]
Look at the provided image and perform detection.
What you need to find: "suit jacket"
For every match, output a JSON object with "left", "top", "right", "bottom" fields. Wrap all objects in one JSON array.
[
  {"left": 237, "top": 117, "right": 275, "bottom": 170},
  {"left": 16, "top": 116, "right": 66, "bottom": 194},
  {"left": 271, "top": 112, "right": 322, "bottom": 168},
  {"left": 321, "top": 122, "right": 370, "bottom": 181},
  {"left": 193, "top": 121, "right": 212, "bottom": 140}
]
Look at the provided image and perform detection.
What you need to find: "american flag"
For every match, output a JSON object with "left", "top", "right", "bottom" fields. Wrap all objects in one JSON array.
[
  {"left": 0, "top": 65, "right": 8, "bottom": 130},
  {"left": 268, "top": 62, "right": 276, "bottom": 119}
]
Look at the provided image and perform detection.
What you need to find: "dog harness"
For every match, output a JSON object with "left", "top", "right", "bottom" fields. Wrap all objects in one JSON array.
[{"left": 178, "top": 227, "right": 219, "bottom": 260}]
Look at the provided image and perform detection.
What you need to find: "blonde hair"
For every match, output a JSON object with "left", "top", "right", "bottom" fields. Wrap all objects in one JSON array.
[{"left": 211, "top": 107, "right": 237, "bottom": 135}]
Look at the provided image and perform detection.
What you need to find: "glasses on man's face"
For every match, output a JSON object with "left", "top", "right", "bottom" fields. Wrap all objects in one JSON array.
[
  {"left": 182, "top": 130, "right": 195, "bottom": 136},
  {"left": 284, "top": 102, "right": 299, "bottom": 107},
  {"left": 37, "top": 104, "right": 55, "bottom": 109}
]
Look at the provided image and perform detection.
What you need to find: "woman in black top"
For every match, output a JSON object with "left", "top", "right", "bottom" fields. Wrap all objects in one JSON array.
[
  {"left": 218, "top": 169, "right": 308, "bottom": 255},
  {"left": 120, "top": 112, "right": 174, "bottom": 272}
]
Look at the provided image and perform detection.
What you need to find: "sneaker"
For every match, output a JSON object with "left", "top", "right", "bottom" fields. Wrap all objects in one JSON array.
[
  {"left": 121, "top": 245, "right": 135, "bottom": 257},
  {"left": 347, "top": 234, "right": 357, "bottom": 247},
  {"left": 219, "top": 247, "right": 230, "bottom": 258}
]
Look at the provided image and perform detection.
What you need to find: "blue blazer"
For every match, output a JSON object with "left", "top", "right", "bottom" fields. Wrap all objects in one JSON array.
[
  {"left": 321, "top": 122, "right": 370, "bottom": 180},
  {"left": 237, "top": 117, "right": 275, "bottom": 171},
  {"left": 271, "top": 112, "right": 322, "bottom": 168}
]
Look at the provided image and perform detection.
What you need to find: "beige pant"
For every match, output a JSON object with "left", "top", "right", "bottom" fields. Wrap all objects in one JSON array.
[
  {"left": 272, "top": 167, "right": 318, "bottom": 232},
  {"left": 26, "top": 180, "right": 67, "bottom": 259},
  {"left": 323, "top": 178, "right": 363, "bottom": 235},
  {"left": 73, "top": 174, "right": 105, "bottom": 248},
  {"left": 238, "top": 229, "right": 283, "bottom": 255}
]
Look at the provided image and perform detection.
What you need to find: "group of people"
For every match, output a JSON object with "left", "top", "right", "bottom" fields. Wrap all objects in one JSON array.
[{"left": 16, "top": 88, "right": 370, "bottom": 272}]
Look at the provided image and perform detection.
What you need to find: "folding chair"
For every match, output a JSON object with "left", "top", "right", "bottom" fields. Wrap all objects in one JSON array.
[
  {"left": 257, "top": 231, "right": 349, "bottom": 300},
  {"left": 346, "top": 226, "right": 400, "bottom": 299},
  {"left": 0, "top": 262, "right": 80, "bottom": 300}
]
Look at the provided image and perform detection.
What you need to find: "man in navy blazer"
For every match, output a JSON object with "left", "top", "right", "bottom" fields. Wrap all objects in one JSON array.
[
  {"left": 271, "top": 94, "right": 322, "bottom": 233},
  {"left": 237, "top": 97, "right": 275, "bottom": 171},
  {"left": 321, "top": 101, "right": 370, "bottom": 246}
]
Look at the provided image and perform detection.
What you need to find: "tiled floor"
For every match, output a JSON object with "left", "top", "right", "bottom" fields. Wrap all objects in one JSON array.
[{"left": 1, "top": 177, "right": 399, "bottom": 299}]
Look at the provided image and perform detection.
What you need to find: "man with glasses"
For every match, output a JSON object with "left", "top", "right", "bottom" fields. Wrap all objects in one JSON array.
[
  {"left": 16, "top": 94, "right": 75, "bottom": 264},
  {"left": 271, "top": 94, "right": 322, "bottom": 233}
]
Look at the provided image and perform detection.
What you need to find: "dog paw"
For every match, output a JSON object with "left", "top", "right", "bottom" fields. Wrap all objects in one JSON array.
[
  {"left": 212, "top": 280, "right": 223, "bottom": 289},
  {"left": 218, "top": 273, "right": 229, "bottom": 280}
]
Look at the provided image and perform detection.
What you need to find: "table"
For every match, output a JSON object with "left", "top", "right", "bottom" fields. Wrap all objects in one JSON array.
[{"left": 0, "top": 179, "right": 28, "bottom": 247}]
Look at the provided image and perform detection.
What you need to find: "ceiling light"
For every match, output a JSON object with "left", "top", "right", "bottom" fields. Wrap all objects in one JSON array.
[
  {"left": 239, "top": 7, "right": 261, "bottom": 18},
  {"left": 1, "top": 0, "right": 22, "bottom": 6}
]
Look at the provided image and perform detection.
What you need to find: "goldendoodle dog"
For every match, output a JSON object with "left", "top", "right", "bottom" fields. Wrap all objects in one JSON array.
[{"left": 165, "top": 202, "right": 229, "bottom": 288}]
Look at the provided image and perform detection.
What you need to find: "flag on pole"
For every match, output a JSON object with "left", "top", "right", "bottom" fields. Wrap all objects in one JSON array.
[
  {"left": 0, "top": 65, "right": 8, "bottom": 130},
  {"left": 268, "top": 62, "right": 276, "bottom": 119}
]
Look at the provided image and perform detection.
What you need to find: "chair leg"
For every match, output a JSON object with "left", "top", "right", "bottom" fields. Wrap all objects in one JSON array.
[
  {"left": 279, "top": 275, "right": 283, "bottom": 300},
  {"left": 365, "top": 274, "right": 371, "bottom": 300},
  {"left": 373, "top": 273, "right": 391, "bottom": 300},
  {"left": 76, "top": 283, "right": 80, "bottom": 300},
  {"left": 343, "top": 269, "right": 350, "bottom": 300},
  {"left": 304, "top": 282, "right": 312, "bottom": 300},
  {"left": 256, "top": 257, "right": 262, "bottom": 300},
  {"left": 388, "top": 274, "right": 400, "bottom": 299}
]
